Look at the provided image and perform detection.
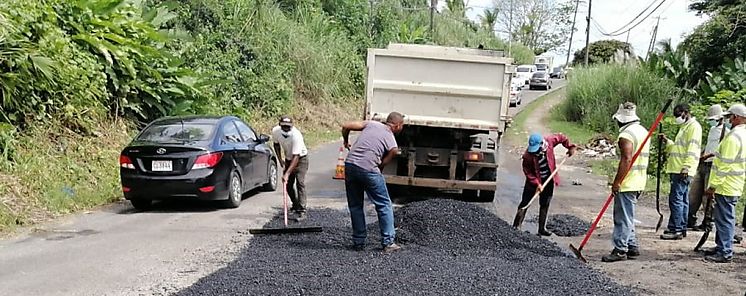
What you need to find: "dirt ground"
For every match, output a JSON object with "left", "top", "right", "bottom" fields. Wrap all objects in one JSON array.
[{"left": 493, "top": 92, "right": 746, "bottom": 295}]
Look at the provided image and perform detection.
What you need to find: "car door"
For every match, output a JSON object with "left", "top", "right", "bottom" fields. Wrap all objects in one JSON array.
[
  {"left": 222, "top": 121, "right": 251, "bottom": 190},
  {"left": 235, "top": 120, "right": 266, "bottom": 188}
]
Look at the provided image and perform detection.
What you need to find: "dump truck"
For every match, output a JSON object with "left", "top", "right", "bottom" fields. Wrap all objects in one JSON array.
[{"left": 365, "top": 43, "right": 514, "bottom": 202}]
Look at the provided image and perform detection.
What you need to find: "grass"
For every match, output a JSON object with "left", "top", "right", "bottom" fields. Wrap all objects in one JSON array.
[
  {"left": 547, "top": 101, "right": 596, "bottom": 145},
  {"left": 507, "top": 88, "right": 563, "bottom": 144}
]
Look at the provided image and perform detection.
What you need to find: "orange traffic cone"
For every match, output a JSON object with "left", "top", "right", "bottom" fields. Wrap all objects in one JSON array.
[{"left": 333, "top": 146, "right": 346, "bottom": 180}]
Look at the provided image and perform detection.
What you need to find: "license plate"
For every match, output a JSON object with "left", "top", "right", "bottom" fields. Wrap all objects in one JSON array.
[{"left": 152, "top": 160, "right": 173, "bottom": 172}]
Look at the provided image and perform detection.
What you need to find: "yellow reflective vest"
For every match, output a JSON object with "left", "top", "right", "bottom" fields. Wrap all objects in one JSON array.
[
  {"left": 708, "top": 125, "right": 746, "bottom": 197},
  {"left": 619, "top": 122, "right": 650, "bottom": 192},
  {"left": 665, "top": 118, "right": 702, "bottom": 176}
]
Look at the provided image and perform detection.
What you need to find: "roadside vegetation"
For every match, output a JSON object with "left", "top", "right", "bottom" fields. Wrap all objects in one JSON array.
[{"left": 0, "top": 0, "right": 537, "bottom": 232}]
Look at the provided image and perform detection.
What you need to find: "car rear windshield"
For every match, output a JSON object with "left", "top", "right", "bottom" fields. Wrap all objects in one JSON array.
[
  {"left": 532, "top": 72, "right": 547, "bottom": 78},
  {"left": 536, "top": 65, "right": 547, "bottom": 71},
  {"left": 517, "top": 67, "right": 530, "bottom": 72},
  {"left": 137, "top": 122, "right": 215, "bottom": 143}
]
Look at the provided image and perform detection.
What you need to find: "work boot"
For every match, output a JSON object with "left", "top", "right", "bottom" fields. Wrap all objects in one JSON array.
[
  {"left": 537, "top": 205, "right": 552, "bottom": 237},
  {"left": 513, "top": 208, "right": 527, "bottom": 230},
  {"left": 383, "top": 243, "right": 402, "bottom": 254},
  {"left": 602, "top": 249, "right": 627, "bottom": 263},
  {"left": 627, "top": 247, "right": 640, "bottom": 259},
  {"left": 660, "top": 232, "right": 685, "bottom": 240},
  {"left": 350, "top": 244, "right": 365, "bottom": 252},
  {"left": 693, "top": 223, "right": 712, "bottom": 232},
  {"left": 704, "top": 254, "right": 732, "bottom": 263},
  {"left": 293, "top": 212, "right": 307, "bottom": 222},
  {"left": 699, "top": 247, "right": 719, "bottom": 256},
  {"left": 734, "top": 235, "right": 743, "bottom": 244}
]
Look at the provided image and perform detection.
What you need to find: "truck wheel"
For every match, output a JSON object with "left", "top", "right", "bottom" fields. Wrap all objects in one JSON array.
[{"left": 462, "top": 189, "right": 478, "bottom": 199}]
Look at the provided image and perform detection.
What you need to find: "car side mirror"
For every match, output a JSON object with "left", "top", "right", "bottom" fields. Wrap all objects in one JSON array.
[{"left": 257, "top": 134, "right": 270, "bottom": 143}]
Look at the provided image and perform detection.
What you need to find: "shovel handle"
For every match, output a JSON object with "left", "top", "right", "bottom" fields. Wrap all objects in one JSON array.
[
  {"left": 283, "top": 180, "right": 288, "bottom": 227},
  {"left": 520, "top": 157, "right": 568, "bottom": 210}
]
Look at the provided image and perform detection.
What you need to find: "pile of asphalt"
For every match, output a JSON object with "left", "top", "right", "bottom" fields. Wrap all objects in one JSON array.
[
  {"left": 176, "top": 199, "right": 633, "bottom": 296},
  {"left": 547, "top": 214, "right": 592, "bottom": 237}
]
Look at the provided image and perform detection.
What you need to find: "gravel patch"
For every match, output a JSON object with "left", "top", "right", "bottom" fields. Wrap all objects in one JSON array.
[
  {"left": 547, "top": 214, "right": 592, "bottom": 237},
  {"left": 175, "top": 199, "right": 633, "bottom": 296}
]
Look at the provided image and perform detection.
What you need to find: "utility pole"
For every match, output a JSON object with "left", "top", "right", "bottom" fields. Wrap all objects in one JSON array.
[
  {"left": 430, "top": 0, "right": 437, "bottom": 38},
  {"left": 647, "top": 16, "right": 661, "bottom": 57},
  {"left": 508, "top": 0, "right": 513, "bottom": 57},
  {"left": 369, "top": 0, "right": 374, "bottom": 39},
  {"left": 565, "top": 0, "right": 580, "bottom": 66},
  {"left": 625, "top": 30, "right": 630, "bottom": 44},
  {"left": 584, "top": 0, "right": 592, "bottom": 66}
]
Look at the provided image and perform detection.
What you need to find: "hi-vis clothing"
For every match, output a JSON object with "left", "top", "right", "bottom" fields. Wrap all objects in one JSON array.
[
  {"left": 708, "top": 125, "right": 746, "bottom": 197},
  {"left": 618, "top": 122, "right": 651, "bottom": 192},
  {"left": 665, "top": 118, "right": 702, "bottom": 176}
]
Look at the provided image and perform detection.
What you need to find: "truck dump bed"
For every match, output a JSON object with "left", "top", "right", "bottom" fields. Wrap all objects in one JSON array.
[{"left": 366, "top": 43, "right": 513, "bottom": 133}]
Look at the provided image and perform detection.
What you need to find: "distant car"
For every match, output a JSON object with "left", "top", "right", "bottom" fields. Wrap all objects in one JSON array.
[
  {"left": 515, "top": 64, "right": 537, "bottom": 85},
  {"left": 119, "top": 116, "right": 278, "bottom": 210},
  {"left": 509, "top": 84, "right": 522, "bottom": 107},
  {"left": 550, "top": 67, "right": 564, "bottom": 79},
  {"left": 529, "top": 72, "right": 552, "bottom": 90},
  {"left": 563, "top": 67, "right": 574, "bottom": 79}
]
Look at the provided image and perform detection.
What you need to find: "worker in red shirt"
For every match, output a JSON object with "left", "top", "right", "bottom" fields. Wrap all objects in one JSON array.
[{"left": 513, "top": 132, "right": 577, "bottom": 236}]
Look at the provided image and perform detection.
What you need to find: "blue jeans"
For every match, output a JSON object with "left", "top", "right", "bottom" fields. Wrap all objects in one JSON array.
[
  {"left": 344, "top": 163, "right": 396, "bottom": 247},
  {"left": 713, "top": 194, "right": 737, "bottom": 258},
  {"left": 612, "top": 191, "right": 640, "bottom": 252},
  {"left": 667, "top": 174, "right": 692, "bottom": 232}
]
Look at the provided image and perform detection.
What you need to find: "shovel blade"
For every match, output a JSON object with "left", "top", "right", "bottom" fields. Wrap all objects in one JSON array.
[
  {"left": 655, "top": 215, "right": 663, "bottom": 233},
  {"left": 569, "top": 244, "right": 587, "bottom": 263}
]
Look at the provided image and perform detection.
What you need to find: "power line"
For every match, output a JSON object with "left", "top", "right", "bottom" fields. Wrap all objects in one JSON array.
[
  {"left": 606, "top": 0, "right": 662, "bottom": 35},
  {"left": 599, "top": 0, "right": 668, "bottom": 37}
]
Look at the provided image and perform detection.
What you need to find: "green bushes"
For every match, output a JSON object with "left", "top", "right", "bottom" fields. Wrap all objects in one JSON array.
[{"left": 564, "top": 64, "right": 679, "bottom": 134}]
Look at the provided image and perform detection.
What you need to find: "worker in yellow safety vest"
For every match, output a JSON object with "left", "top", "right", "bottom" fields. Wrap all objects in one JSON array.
[
  {"left": 702, "top": 103, "right": 746, "bottom": 263},
  {"left": 660, "top": 103, "right": 703, "bottom": 240},
  {"left": 602, "top": 102, "right": 651, "bottom": 263}
]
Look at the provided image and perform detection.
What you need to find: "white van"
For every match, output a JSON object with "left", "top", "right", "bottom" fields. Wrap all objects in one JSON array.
[{"left": 515, "top": 64, "right": 537, "bottom": 85}]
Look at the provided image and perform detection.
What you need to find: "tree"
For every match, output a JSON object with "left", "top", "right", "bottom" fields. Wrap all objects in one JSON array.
[
  {"left": 572, "top": 40, "right": 633, "bottom": 65},
  {"left": 680, "top": 1, "right": 746, "bottom": 83},
  {"left": 445, "top": 0, "right": 467, "bottom": 18},
  {"left": 480, "top": 8, "right": 498, "bottom": 32},
  {"left": 492, "top": 0, "right": 574, "bottom": 55}
]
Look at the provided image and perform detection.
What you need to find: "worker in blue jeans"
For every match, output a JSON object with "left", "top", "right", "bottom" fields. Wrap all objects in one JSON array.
[{"left": 341, "top": 112, "right": 404, "bottom": 253}]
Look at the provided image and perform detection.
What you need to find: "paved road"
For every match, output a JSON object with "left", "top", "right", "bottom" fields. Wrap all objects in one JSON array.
[
  {"left": 0, "top": 80, "right": 565, "bottom": 296},
  {"left": 509, "top": 79, "right": 567, "bottom": 117}
]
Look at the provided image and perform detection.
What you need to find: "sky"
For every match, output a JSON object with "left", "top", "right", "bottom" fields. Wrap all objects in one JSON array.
[{"left": 438, "top": 0, "right": 709, "bottom": 66}]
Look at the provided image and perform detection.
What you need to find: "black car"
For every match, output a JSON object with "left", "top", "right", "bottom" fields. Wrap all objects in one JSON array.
[{"left": 119, "top": 116, "right": 278, "bottom": 210}]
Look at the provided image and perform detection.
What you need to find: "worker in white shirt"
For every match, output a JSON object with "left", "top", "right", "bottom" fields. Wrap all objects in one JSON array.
[
  {"left": 272, "top": 116, "right": 309, "bottom": 221},
  {"left": 688, "top": 104, "right": 729, "bottom": 230}
]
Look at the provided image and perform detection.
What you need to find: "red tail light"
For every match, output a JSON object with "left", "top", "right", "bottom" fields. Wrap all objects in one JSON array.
[
  {"left": 199, "top": 186, "right": 215, "bottom": 193},
  {"left": 120, "top": 155, "right": 135, "bottom": 169},
  {"left": 122, "top": 186, "right": 131, "bottom": 192},
  {"left": 465, "top": 151, "right": 484, "bottom": 162},
  {"left": 192, "top": 152, "right": 223, "bottom": 170}
]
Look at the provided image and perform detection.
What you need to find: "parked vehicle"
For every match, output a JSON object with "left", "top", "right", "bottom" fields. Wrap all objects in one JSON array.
[
  {"left": 119, "top": 116, "right": 278, "bottom": 210},
  {"left": 529, "top": 72, "right": 552, "bottom": 90},
  {"left": 365, "top": 43, "right": 514, "bottom": 202},
  {"left": 534, "top": 56, "right": 554, "bottom": 74},
  {"left": 515, "top": 64, "right": 537, "bottom": 85},
  {"left": 550, "top": 66, "right": 564, "bottom": 79},
  {"left": 509, "top": 84, "right": 522, "bottom": 107}
]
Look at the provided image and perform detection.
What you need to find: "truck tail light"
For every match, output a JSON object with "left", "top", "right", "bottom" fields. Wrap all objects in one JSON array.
[
  {"left": 120, "top": 155, "right": 135, "bottom": 169},
  {"left": 192, "top": 152, "right": 223, "bottom": 170},
  {"left": 465, "top": 152, "right": 484, "bottom": 162}
]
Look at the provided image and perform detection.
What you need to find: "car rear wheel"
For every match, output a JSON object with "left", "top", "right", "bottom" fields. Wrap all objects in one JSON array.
[
  {"left": 130, "top": 199, "right": 152, "bottom": 211},
  {"left": 223, "top": 171, "right": 242, "bottom": 208},
  {"left": 262, "top": 160, "right": 278, "bottom": 192}
]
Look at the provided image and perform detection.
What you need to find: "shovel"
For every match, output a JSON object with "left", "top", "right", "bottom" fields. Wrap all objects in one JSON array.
[
  {"left": 249, "top": 180, "right": 322, "bottom": 235},
  {"left": 570, "top": 98, "right": 673, "bottom": 263},
  {"left": 694, "top": 192, "right": 715, "bottom": 251},
  {"left": 654, "top": 124, "right": 664, "bottom": 232}
]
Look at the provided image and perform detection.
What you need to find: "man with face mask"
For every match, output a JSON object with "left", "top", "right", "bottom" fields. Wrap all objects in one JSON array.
[
  {"left": 660, "top": 103, "right": 703, "bottom": 240},
  {"left": 603, "top": 102, "right": 650, "bottom": 262},
  {"left": 513, "top": 132, "right": 577, "bottom": 236},
  {"left": 341, "top": 112, "right": 405, "bottom": 253},
  {"left": 702, "top": 103, "right": 746, "bottom": 263},
  {"left": 688, "top": 104, "right": 729, "bottom": 230},
  {"left": 272, "top": 116, "right": 309, "bottom": 221}
]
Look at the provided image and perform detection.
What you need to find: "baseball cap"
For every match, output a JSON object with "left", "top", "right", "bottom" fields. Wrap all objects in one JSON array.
[
  {"left": 527, "top": 133, "right": 544, "bottom": 153},
  {"left": 279, "top": 116, "right": 293, "bottom": 127},
  {"left": 723, "top": 103, "right": 746, "bottom": 117}
]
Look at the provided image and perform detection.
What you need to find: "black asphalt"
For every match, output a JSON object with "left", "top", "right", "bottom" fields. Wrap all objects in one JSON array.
[{"left": 175, "top": 199, "right": 634, "bottom": 296}]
